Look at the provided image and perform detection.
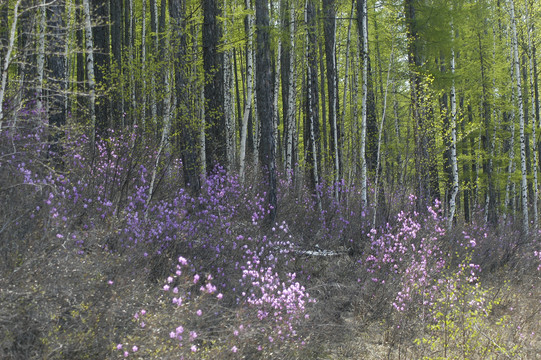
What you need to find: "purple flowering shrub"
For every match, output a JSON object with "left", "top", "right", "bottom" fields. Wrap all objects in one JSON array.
[
  {"left": 359, "top": 195, "right": 447, "bottom": 324},
  {"left": 0, "top": 116, "right": 57, "bottom": 270},
  {"left": 115, "top": 225, "right": 315, "bottom": 358}
]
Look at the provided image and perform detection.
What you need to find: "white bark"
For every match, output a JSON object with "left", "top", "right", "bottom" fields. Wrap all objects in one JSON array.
[
  {"left": 285, "top": 1, "right": 296, "bottom": 182},
  {"left": 330, "top": 8, "right": 339, "bottom": 201},
  {"left": 82, "top": 0, "right": 97, "bottom": 148},
  {"left": 37, "top": 0, "right": 46, "bottom": 113},
  {"left": 448, "top": 23, "right": 459, "bottom": 230},
  {"left": 141, "top": 0, "right": 147, "bottom": 131},
  {"left": 273, "top": 41, "right": 281, "bottom": 170},
  {"left": 339, "top": 0, "right": 355, "bottom": 188},
  {"left": 253, "top": 46, "right": 259, "bottom": 168},
  {"left": 200, "top": 84, "right": 206, "bottom": 176},
  {"left": 146, "top": 66, "right": 172, "bottom": 217},
  {"left": 240, "top": 0, "right": 254, "bottom": 183},
  {"left": 372, "top": 41, "right": 394, "bottom": 229},
  {"left": 305, "top": 0, "right": 322, "bottom": 213},
  {"left": 0, "top": 0, "right": 22, "bottom": 129},
  {"left": 224, "top": 0, "right": 235, "bottom": 171},
  {"left": 360, "top": 0, "right": 368, "bottom": 210},
  {"left": 150, "top": 0, "right": 158, "bottom": 128},
  {"left": 223, "top": 0, "right": 235, "bottom": 171},
  {"left": 510, "top": 0, "right": 529, "bottom": 233},
  {"left": 526, "top": 0, "right": 538, "bottom": 227}
]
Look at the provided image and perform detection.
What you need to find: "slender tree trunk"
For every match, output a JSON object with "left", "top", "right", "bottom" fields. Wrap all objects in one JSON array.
[
  {"left": 82, "top": 0, "right": 97, "bottom": 150},
  {"left": 0, "top": 0, "right": 22, "bottom": 128},
  {"left": 323, "top": 0, "right": 339, "bottom": 200},
  {"left": 273, "top": 16, "right": 281, "bottom": 170},
  {"left": 340, "top": 0, "right": 355, "bottom": 181},
  {"left": 170, "top": 0, "right": 201, "bottom": 193},
  {"left": 240, "top": 0, "right": 254, "bottom": 183},
  {"left": 37, "top": 0, "right": 46, "bottom": 113},
  {"left": 203, "top": 0, "right": 225, "bottom": 171},
  {"left": 510, "top": 0, "right": 529, "bottom": 233},
  {"left": 93, "top": 0, "right": 109, "bottom": 134},
  {"left": 358, "top": 0, "right": 368, "bottom": 209},
  {"left": 372, "top": 41, "right": 394, "bottom": 228},
  {"left": 448, "top": 23, "right": 459, "bottom": 229},
  {"left": 256, "top": 0, "right": 277, "bottom": 224},
  {"left": 284, "top": 0, "right": 296, "bottom": 182},
  {"left": 111, "top": 0, "right": 123, "bottom": 127},
  {"left": 505, "top": 47, "right": 517, "bottom": 220},
  {"left": 526, "top": 0, "right": 538, "bottom": 227},
  {"left": 305, "top": 0, "right": 322, "bottom": 211},
  {"left": 141, "top": 0, "right": 148, "bottom": 132},
  {"left": 461, "top": 97, "right": 471, "bottom": 223},
  {"left": 150, "top": 0, "right": 158, "bottom": 131},
  {"left": 47, "top": 0, "right": 67, "bottom": 166},
  {"left": 224, "top": 0, "right": 235, "bottom": 171}
]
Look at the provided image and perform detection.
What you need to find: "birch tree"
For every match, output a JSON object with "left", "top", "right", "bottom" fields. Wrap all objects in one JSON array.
[
  {"left": 240, "top": 0, "right": 254, "bottom": 183},
  {"left": 358, "top": 0, "right": 368, "bottom": 209},
  {"left": 509, "top": 0, "right": 529, "bottom": 233},
  {"left": 526, "top": 0, "right": 538, "bottom": 227},
  {"left": 0, "top": 0, "right": 22, "bottom": 129},
  {"left": 448, "top": 22, "right": 459, "bottom": 229},
  {"left": 284, "top": 0, "right": 296, "bottom": 182},
  {"left": 305, "top": 0, "right": 322, "bottom": 212},
  {"left": 82, "top": 0, "right": 97, "bottom": 150}
]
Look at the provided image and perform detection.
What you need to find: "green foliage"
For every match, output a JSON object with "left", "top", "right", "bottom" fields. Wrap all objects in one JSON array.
[{"left": 415, "top": 256, "right": 520, "bottom": 359}]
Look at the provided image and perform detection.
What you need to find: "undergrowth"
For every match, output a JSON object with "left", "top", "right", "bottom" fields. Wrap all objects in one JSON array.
[{"left": 1, "top": 120, "right": 540, "bottom": 359}]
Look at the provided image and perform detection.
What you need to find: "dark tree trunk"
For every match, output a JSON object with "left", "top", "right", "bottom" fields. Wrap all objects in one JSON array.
[
  {"left": 203, "top": 0, "right": 225, "bottom": 171},
  {"left": 47, "top": 1, "right": 67, "bottom": 165},
  {"left": 92, "top": 0, "right": 110, "bottom": 135},
  {"left": 404, "top": 0, "right": 438, "bottom": 209},
  {"left": 111, "top": 0, "right": 123, "bottom": 127},
  {"left": 256, "top": 0, "right": 277, "bottom": 223},
  {"left": 170, "top": 0, "right": 201, "bottom": 193},
  {"left": 305, "top": 0, "right": 320, "bottom": 191},
  {"left": 0, "top": 1, "right": 8, "bottom": 72},
  {"left": 478, "top": 32, "right": 497, "bottom": 224},
  {"left": 323, "top": 0, "right": 336, "bottom": 175},
  {"left": 280, "top": 0, "right": 290, "bottom": 168},
  {"left": 460, "top": 96, "right": 471, "bottom": 223}
]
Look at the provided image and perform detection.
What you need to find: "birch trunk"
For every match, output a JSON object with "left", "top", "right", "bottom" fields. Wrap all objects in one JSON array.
[
  {"left": 340, "top": 0, "right": 355, "bottom": 180},
  {"left": 305, "top": 0, "right": 322, "bottom": 212},
  {"left": 240, "top": 0, "right": 254, "bottom": 183},
  {"left": 273, "top": 40, "right": 281, "bottom": 169},
  {"left": 285, "top": 0, "right": 296, "bottom": 182},
  {"left": 359, "top": 0, "right": 368, "bottom": 210},
  {"left": 510, "top": 0, "right": 529, "bottom": 233},
  {"left": 141, "top": 0, "right": 148, "bottom": 132},
  {"left": 150, "top": 0, "right": 158, "bottom": 129},
  {"left": 0, "top": 0, "right": 22, "bottom": 129},
  {"left": 448, "top": 24, "right": 459, "bottom": 229},
  {"left": 82, "top": 0, "right": 97, "bottom": 149},
  {"left": 146, "top": 67, "right": 172, "bottom": 217},
  {"left": 372, "top": 41, "right": 394, "bottom": 229},
  {"left": 224, "top": 0, "right": 235, "bottom": 171},
  {"left": 37, "top": 0, "right": 46, "bottom": 113},
  {"left": 526, "top": 0, "right": 538, "bottom": 227}
]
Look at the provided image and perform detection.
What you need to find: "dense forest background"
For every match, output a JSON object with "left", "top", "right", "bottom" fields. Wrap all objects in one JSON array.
[{"left": 1, "top": 0, "right": 541, "bottom": 358}]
